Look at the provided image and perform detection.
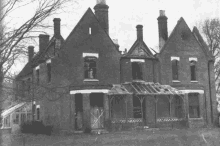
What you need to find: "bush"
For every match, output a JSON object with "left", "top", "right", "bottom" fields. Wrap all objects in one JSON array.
[{"left": 20, "top": 121, "right": 53, "bottom": 135}]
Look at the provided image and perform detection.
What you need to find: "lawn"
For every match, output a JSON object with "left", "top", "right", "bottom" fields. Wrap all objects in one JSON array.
[{"left": 1, "top": 128, "right": 220, "bottom": 146}]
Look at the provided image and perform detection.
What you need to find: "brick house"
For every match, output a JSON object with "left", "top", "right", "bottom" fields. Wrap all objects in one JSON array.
[{"left": 14, "top": 0, "right": 217, "bottom": 133}]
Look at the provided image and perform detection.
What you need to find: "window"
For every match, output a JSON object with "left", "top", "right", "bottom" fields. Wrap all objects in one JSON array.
[
  {"left": 89, "top": 27, "right": 91, "bottom": 35},
  {"left": 188, "top": 93, "right": 200, "bottom": 118},
  {"left": 36, "top": 69, "right": 39, "bottom": 84},
  {"left": 172, "top": 59, "right": 179, "bottom": 80},
  {"left": 84, "top": 57, "right": 97, "bottom": 79},
  {"left": 36, "top": 107, "right": 40, "bottom": 121},
  {"left": 132, "top": 62, "right": 143, "bottom": 80},
  {"left": 190, "top": 60, "right": 197, "bottom": 81},
  {"left": 13, "top": 114, "right": 19, "bottom": 124},
  {"left": 47, "top": 63, "right": 51, "bottom": 82},
  {"left": 174, "top": 95, "right": 183, "bottom": 118}
]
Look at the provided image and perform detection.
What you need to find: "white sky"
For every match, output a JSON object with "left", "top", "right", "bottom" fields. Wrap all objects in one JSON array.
[{"left": 7, "top": 0, "right": 220, "bottom": 74}]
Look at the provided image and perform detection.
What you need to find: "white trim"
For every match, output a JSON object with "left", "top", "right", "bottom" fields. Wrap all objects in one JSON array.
[
  {"left": 35, "top": 65, "right": 40, "bottom": 70},
  {"left": 36, "top": 105, "right": 40, "bottom": 108},
  {"left": 46, "top": 59, "right": 51, "bottom": 64},
  {"left": 171, "top": 56, "right": 180, "bottom": 61},
  {"left": 172, "top": 80, "right": 181, "bottom": 82},
  {"left": 189, "top": 57, "right": 198, "bottom": 62},
  {"left": 190, "top": 81, "right": 198, "bottom": 82},
  {"left": 130, "top": 59, "right": 145, "bottom": 62},
  {"left": 70, "top": 89, "right": 109, "bottom": 94},
  {"left": 83, "top": 53, "right": 99, "bottom": 58},
  {"left": 180, "top": 89, "right": 204, "bottom": 94}
]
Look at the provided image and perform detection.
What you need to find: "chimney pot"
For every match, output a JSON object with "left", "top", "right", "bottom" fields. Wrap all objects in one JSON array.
[
  {"left": 94, "top": 2, "right": 109, "bottom": 34},
  {"left": 28, "top": 46, "right": 34, "bottom": 62},
  {"left": 159, "top": 10, "right": 165, "bottom": 16},
  {"left": 39, "top": 34, "right": 49, "bottom": 53},
  {"left": 136, "top": 25, "right": 143, "bottom": 41},
  {"left": 157, "top": 10, "right": 168, "bottom": 51},
  {"left": 97, "top": 0, "right": 106, "bottom": 4},
  {"left": 53, "top": 18, "right": 61, "bottom": 36}
]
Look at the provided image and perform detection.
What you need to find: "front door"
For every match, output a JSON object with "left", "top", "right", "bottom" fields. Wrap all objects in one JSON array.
[{"left": 90, "top": 93, "right": 104, "bottom": 129}]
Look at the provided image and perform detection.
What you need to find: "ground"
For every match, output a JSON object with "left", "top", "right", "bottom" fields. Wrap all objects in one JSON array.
[{"left": 1, "top": 128, "right": 220, "bottom": 146}]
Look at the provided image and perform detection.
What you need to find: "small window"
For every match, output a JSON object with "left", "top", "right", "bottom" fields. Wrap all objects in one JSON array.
[
  {"left": 172, "top": 59, "right": 179, "bottom": 80},
  {"left": 27, "top": 78, "right": 31, "bottom": 91},
  {"left": 36, "top": 69, "right": 40, "bottom": 84},
  {"left": 89, "top": 27, "right": 91, "bottom": 35},
  {"left": 188, "top": 93, "right": 200, "bottom": 118},
  {"left": 84, "top": 57, "right": 97, "bottom": 79},
  {"left": 47, "top": 63, "right": 51, "bottom": 82},
  {"left": 37, "top": 107, "right": 40, "bottom": 121},
  {"left": 132, "top": 62, "right": 143, "bottom": 80},
  {"left": 190, "top": 60, "right": 197, "bottom": 81}
]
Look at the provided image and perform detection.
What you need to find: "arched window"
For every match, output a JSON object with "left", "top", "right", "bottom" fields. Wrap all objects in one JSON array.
[
  {"left": 84, "top": 57, "right": 97, "bottom": 79},
  {"left": 172, "top": 59, "right": 179, "bottom": 80},
  {"left": 190, "top": 60, "right": 197, "bottom": 81}
]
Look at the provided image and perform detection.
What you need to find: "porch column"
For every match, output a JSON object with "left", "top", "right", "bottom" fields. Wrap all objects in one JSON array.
[
  {"left": 104, "top": 94, "right": 109, "bottom": 120},
  {"left": 83, "top": 94, "right": 91, "bottom": 130},
  {"left": 154, "top": 95, "right": 158, "bottom": 127},
  {"left": 126, "top": 94, "right": 133, "bottom": 118},
  {"left": 69, "top": 94, "right": 75, "bottom": 132},
  {"left": 184, "top": 93, "right": 189, "bottom": 119}
]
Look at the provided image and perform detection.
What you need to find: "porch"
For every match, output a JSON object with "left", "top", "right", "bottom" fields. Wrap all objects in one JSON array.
[{"left": 70, "top": 81, "right": 187, "bottom": 132}]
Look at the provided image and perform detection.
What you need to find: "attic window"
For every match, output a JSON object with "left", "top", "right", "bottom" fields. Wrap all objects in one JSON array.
[{"left": 89, "top": 27, "right": 91, "bottom": 35}]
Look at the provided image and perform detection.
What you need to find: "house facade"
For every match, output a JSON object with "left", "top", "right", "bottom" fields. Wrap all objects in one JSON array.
[{"left": 14, "top": 0, "right": 217, "bottom": 133}]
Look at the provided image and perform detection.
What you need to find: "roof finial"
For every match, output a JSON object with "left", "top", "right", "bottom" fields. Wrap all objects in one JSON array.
[{"left": 96, "top": 0, "right": 106, "bottom": 5}]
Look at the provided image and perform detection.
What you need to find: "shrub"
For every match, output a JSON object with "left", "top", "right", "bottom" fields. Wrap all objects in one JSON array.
[{"left": 20, "top": 121, "right": 53, "bottom": 135}]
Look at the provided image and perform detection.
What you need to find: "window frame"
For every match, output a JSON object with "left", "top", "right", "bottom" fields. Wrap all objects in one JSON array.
[
  {"left": 188, "top": 92, "right": 200, "bottom": 118},
  {"left": 47, "top": 62, "right": 52, "bottom": 83},
  {"left": 171, "top": 57, "right": 179, "bottom": 81},
  {"left": 131, "top": 62, "right": 143, "bottom": 80},
  {"left": 190, "top": 60, "right": 197, "bottom": 81},
  {"left": 84, "top": 56, "right": 97, "bottom": 80}
]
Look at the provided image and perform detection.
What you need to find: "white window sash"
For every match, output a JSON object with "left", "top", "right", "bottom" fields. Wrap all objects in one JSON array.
[
  {"left": 130, "top": 59, "right": 145, "bottom": 62},
  {"left": 171, "top": 56, "right": 180, "bottom": 61},
  {"left": 189, "top": 57, "right": 198, "bottom": 62},
  {"left": 83, "top": 53, "right": 99, "bottom": 58}
]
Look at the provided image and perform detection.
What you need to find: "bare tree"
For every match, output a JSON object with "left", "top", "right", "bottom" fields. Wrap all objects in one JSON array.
[
  {"left": 0, "top": 0, "right": 76, "bottom": 87},
  {"left": 197, "top": 18, "right": 220, "bottom": 92}
]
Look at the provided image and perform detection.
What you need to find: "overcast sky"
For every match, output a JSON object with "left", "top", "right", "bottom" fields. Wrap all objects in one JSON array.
[{"left": 8, "top": 0, "right": 220, "bottom": 74}]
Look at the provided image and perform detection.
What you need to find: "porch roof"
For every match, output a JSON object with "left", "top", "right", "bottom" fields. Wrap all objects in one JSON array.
[
  {"left": 108, "top": 84, "right": 131, "bottom": 95},
  {"left": 121, "top": 81, "right": 184, "bottom": 95},
  {"left": 1, "top": 102, "right": 26, "bottom": 118}
]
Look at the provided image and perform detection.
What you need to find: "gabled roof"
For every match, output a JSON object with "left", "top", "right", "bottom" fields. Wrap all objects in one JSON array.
[
  {"left": 123, "top": 39, "right": 155, "bottom": 59},
  {"left": 192, "top": 26, "right": 214, "bottom": 61},
  {"left": 64, "top": 7, "right": 120, "bottom": 53},
  {"left": 159, "top": 17, "right": 213, "bottom": 60},
  {"left": 16, "top": 35, "right": 64, "bottom": 80}
]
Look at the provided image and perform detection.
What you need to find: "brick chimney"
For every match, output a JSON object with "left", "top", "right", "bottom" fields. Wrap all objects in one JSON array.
[
  {"left": 53, "top": 18, "right": 61, "bottom": 36},
  {"left": 157, "top": 10, "right": 168, "bottom": 51},
  {"left": 39, "top": 34, "right": 49, "bottom": 53},
  {"left": 94, "top": 0, "right": 109, "bottom": 34},
  {"left": 28, "top": 46, "right": 34, "bottom": 62},
  {"left": 136, "top": 25, "right": 143, "bottom": 41}
]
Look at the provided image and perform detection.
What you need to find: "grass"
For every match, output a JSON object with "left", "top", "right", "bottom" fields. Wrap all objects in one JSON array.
[{"left": 1, "top": 128, "right": 220, "bottom": 146}]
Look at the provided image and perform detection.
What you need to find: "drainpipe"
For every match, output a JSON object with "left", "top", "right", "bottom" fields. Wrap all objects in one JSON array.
[{"left": 208, "top": 60, "right": 213, "bottom": 125}]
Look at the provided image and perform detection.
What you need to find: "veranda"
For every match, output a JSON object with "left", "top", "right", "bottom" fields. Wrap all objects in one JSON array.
[{"left": 108, "top": 81, "right": 187, "bottom": 130}]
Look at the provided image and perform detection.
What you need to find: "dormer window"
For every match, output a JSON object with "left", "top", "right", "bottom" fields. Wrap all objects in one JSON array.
[
  {"left": 89, "top": 27, "right": 91, "bottom": 35},
  {"left": 171, "top": 57, "right": 179, "bottom": 81}
]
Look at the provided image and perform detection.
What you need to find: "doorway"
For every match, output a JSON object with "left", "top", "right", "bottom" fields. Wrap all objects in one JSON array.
[
  {"left": 75, "top": 93, "right": 83, "bottom": 131},
  {"left": 90, "top": 93, "right": 104, "bottom": 129}
]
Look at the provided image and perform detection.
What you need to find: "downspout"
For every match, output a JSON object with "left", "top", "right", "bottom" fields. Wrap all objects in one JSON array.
[{"left": 208, "top": 60, "right": 213, "bottom": 124}]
